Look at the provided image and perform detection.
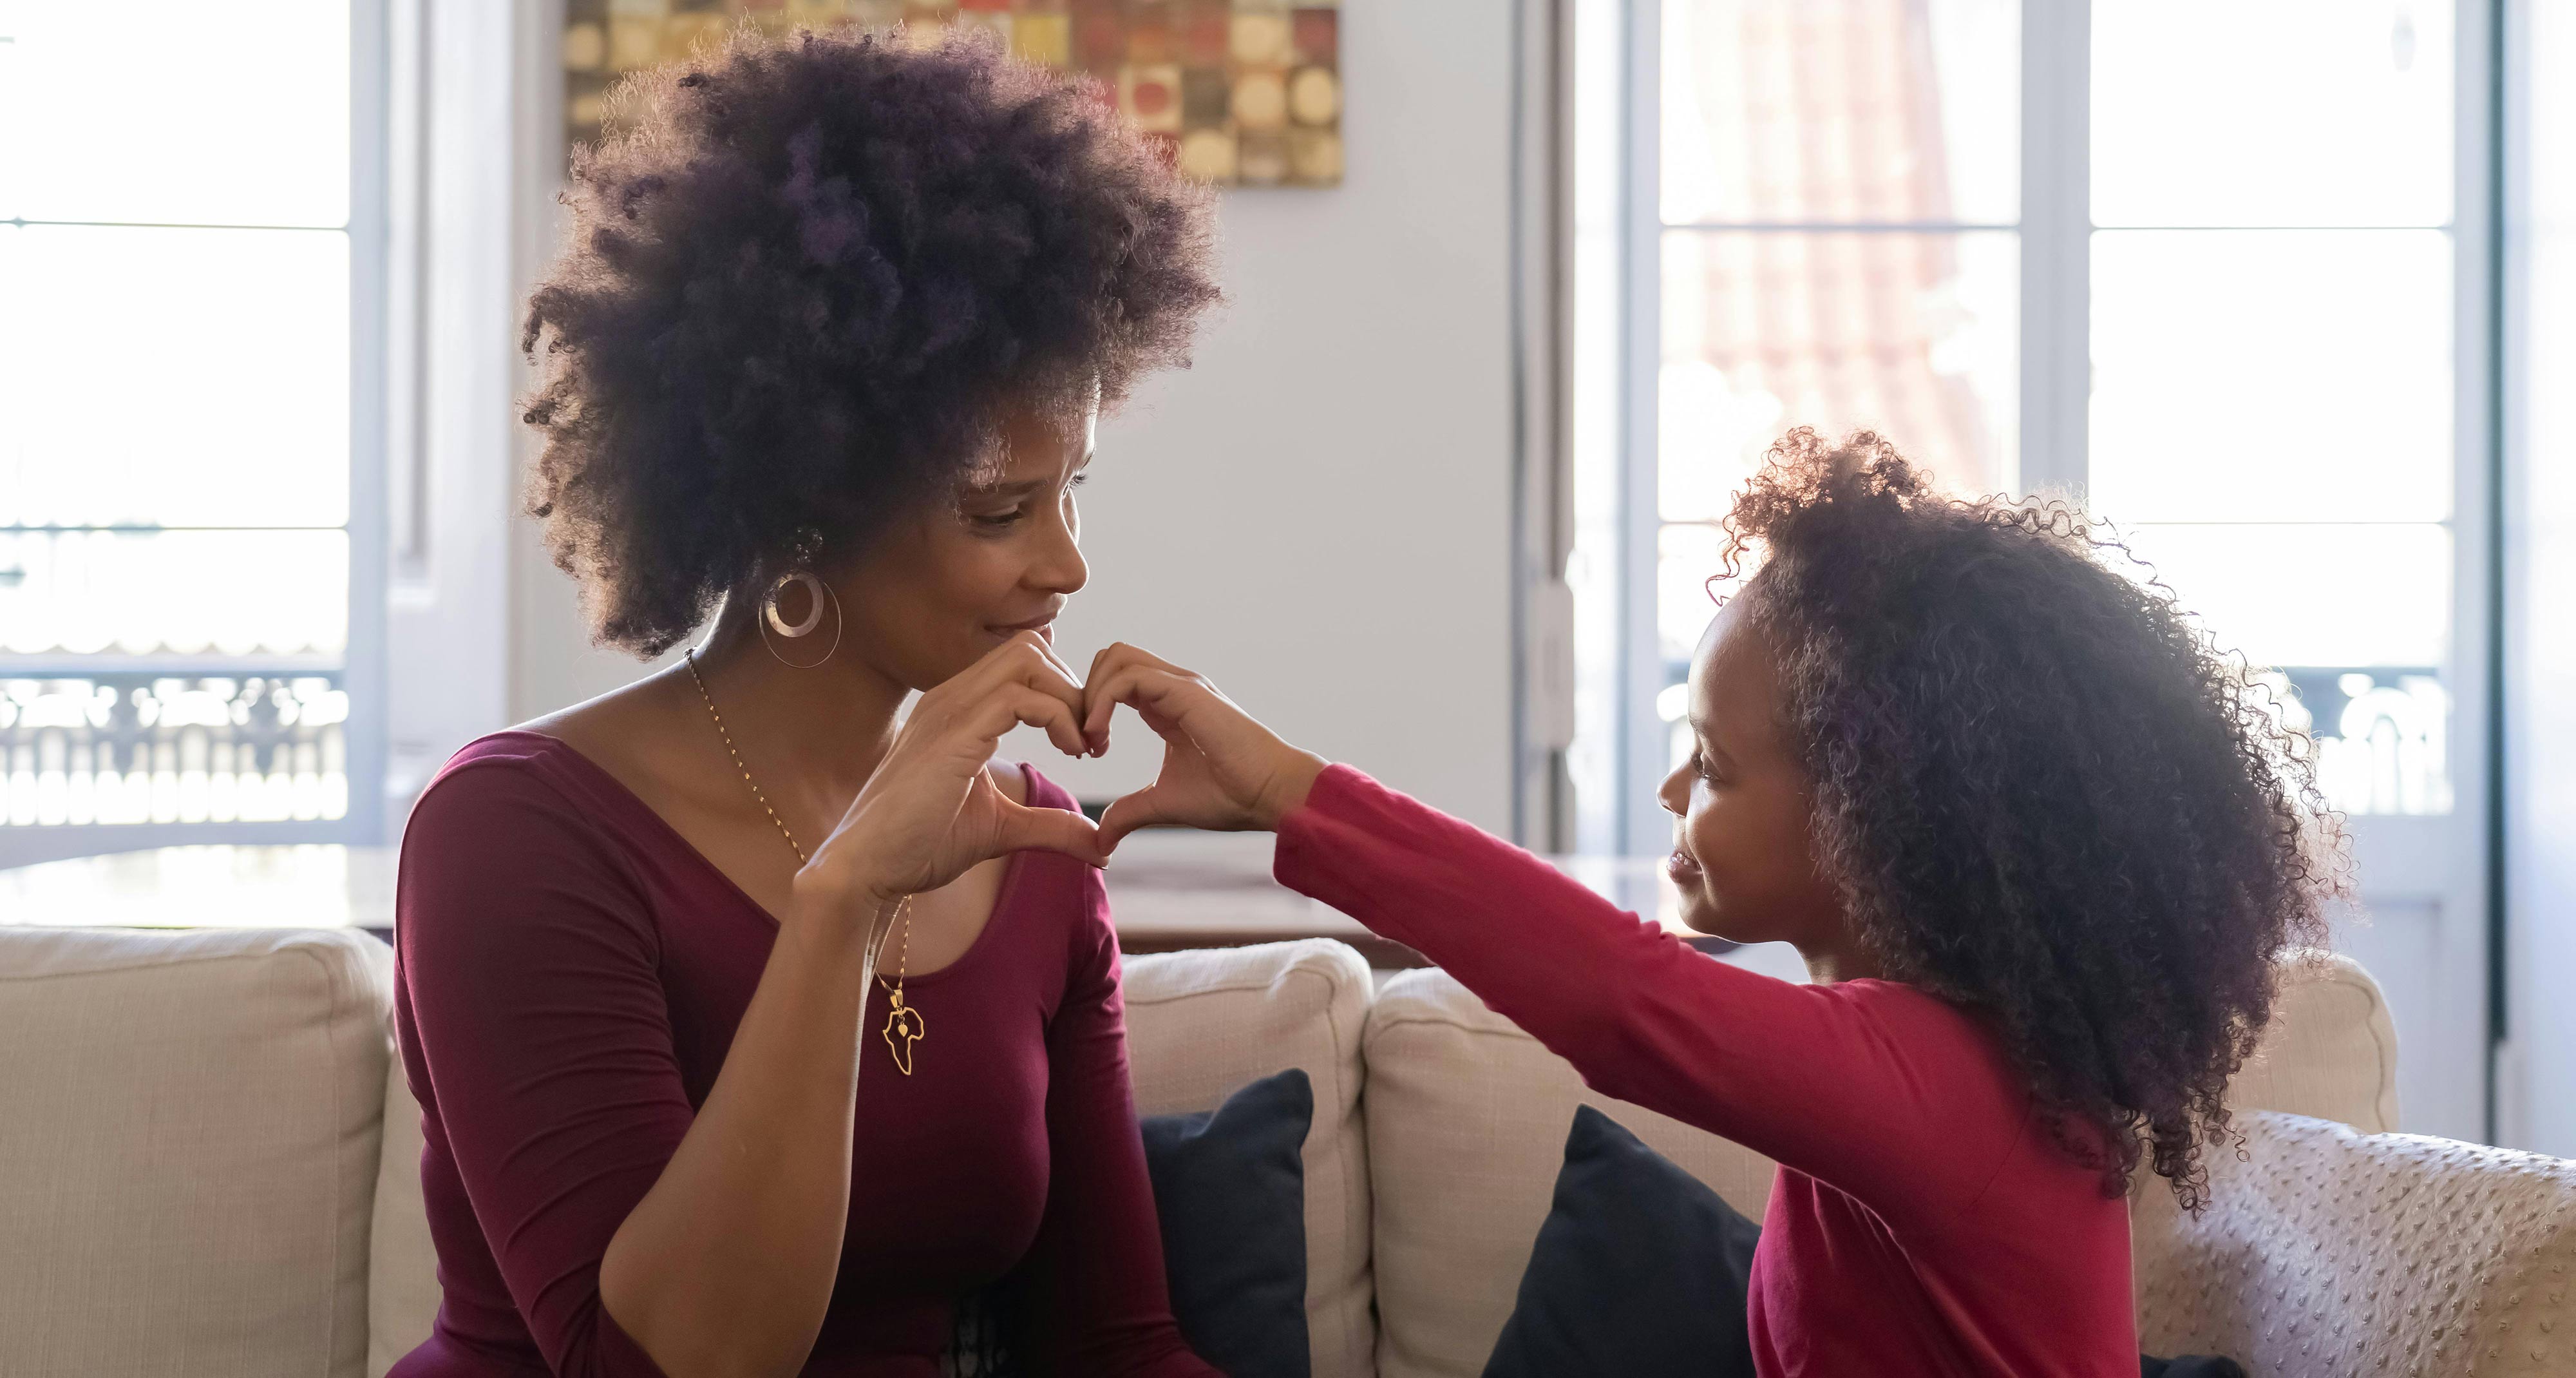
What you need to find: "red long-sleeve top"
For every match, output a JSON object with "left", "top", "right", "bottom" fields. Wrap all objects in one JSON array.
[
  {"left": 1274, "top": 765, "right": 2136, "bottom": 1377},
  {"left": 389, "top": 732, "right": 1217, "bottom": 1378}
]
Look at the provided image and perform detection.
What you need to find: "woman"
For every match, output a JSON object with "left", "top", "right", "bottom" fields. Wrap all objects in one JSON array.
[
  {"left": 392, "top": 28, "right": 1222, "bottom": 1378},
  {"left": 1079, "top": 432, "right": 2336, "bottom": 1375}
]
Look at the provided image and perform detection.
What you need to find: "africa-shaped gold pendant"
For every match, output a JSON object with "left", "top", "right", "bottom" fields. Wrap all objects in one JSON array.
[{"left": 882, "top": 988, "right": 926, "bottom": 1077}]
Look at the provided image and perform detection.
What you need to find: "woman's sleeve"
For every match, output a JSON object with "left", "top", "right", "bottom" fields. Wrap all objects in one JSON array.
[
  {"left": 1271, "top": 764, "right": 2021, "bottom": 1217},
  {"left": 1012, "top": 865, "right": 1222, "bottom": 1378},
  {"left": 396, "top": 761, "right": 685, "bottom": 1378}
]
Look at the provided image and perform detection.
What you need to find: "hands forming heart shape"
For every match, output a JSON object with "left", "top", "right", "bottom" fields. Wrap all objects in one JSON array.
[{"left": 795, "top": 635, "right": 1329, "bottom": 916}]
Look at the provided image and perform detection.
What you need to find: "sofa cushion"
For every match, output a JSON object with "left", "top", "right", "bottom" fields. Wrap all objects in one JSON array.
[
  {"left": 1122, "top": 939, "right": 1376, "bottom": 1378},
  {"left": 0, "top": 926, "right": 392, "bottom": 1378},
  {"left": 2134, "top": 1111, "right": 2576, "bottom": 1377},
  {"left": 2222, "top": 950, "right": 2401, "bottom": 1132},
  {"left": 1361, "top": 948, "right": 2402, "bottom": 1378},
  {"left": 370, "top": 1047, "right": 438, "bottom": 1378}
]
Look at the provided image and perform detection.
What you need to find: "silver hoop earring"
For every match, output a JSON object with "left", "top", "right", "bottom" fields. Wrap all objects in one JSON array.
[{"left": 759, "top": 571, "right": 842, "bottom": 669}]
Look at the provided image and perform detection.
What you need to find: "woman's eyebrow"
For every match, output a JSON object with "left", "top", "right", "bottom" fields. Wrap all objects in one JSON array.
[{"left": 971, "top": 455, "right": 1092, "bottom": 498}]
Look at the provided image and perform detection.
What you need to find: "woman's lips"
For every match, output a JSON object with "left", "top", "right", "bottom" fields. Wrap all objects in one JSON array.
[
  {"left": 990, "top": 618, "right": 1056, "bottom": 644},
  {"left": 1665, "top": 848, "right": 1702, "bottom": 883}
]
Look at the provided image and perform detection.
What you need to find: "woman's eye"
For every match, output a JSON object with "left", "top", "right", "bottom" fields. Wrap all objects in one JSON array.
[{"left": 969, "top": 506, "right": 1023, "bottom": 529}]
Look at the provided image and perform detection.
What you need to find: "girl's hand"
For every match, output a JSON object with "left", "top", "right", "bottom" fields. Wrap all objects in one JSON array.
[
  {"left": 1080, "top": 642, "right": 1329, "bottom": 852},
  {"left": 798, "top": 633, "right": 1105, "bottom": 913}
]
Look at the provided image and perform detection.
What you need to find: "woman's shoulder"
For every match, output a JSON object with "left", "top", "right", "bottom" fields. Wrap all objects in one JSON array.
[
  {"left": 415, "top": 730, "right": 602, "bottom": 816},
  {"left": 398, "top": 732, "right": 665, "bottom": 958},
  {"left": 402, "top": 731, "right": 649, "bottom": 877}
]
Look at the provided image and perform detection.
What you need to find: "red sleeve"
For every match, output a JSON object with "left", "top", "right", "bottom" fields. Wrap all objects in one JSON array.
[
  {"left": 1012, "top": 863, "right": 1221, "bottom": 1378},
  {"left": 397, "top": 760, "right": 681, "bottom": 1378},
  {"left": 1273, "top": 765, "right": 2028, "bottom": 1223}
]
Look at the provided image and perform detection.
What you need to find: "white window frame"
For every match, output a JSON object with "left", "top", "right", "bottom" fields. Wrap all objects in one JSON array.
[
  {"left": 0, "top": 1, "right": 391, "bottom": 868},
  {"left": 1593, "top": 0, "right": 2499, "bottom": 1140}
]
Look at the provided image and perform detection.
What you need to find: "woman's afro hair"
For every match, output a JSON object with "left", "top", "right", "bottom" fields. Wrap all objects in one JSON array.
[{"left": 522, "top": 26, "right": 1220, "bottom": 654}]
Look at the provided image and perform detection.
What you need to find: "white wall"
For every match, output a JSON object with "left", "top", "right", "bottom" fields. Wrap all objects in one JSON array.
[{"left": 504, "top": 1, "right": 1528, "bottom": 832}]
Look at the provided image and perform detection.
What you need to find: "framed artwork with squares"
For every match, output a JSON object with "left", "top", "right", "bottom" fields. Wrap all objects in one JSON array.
[{"left": 562, "top": 0, "right": 1345, "bottom": 188}]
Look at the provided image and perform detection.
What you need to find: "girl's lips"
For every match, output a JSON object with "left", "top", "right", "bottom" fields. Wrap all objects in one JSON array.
[
  {"left": 1665, "top": 848, "right": 1701, "bottom": 883},
  {"left": 990, "top": 619, "right": 1056, "bottom": 644}
]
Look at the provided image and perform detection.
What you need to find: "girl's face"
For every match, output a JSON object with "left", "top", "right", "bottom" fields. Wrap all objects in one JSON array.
[
  {"left": 835, "top": 398, "right": 1097, "bottom": 690},
  {"left": 1656, "top": 597, "right": 1844, "bottom": 945}
]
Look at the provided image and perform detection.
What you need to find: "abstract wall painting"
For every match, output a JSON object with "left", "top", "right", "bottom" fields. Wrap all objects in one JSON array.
[{"left": 563, "top": 1, "right": 1345, "bottom": 188}]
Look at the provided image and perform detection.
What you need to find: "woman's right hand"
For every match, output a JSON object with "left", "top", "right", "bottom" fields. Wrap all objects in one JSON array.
[
  {"left": 1080, "top": 642, "right": 1329, "bottom": 852},
  {"left": 797, "top": 632, "right": 1105, "bottom": 915}
]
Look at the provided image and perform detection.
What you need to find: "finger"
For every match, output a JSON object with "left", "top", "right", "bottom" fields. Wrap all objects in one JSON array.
[
  {"left": 969, "top": 684, "right": 1091, "bottom": 759},
  {"left": 998, "top": 635, "right": 1088, "bottom": 723},
  {"left": 1081, "top": 643, "right": 1193, "bottom": 735},
  {"left": 1096, "top": 784, "right": 1172, "bottom": 854},
  {"left": 995, "top": 795, "right": 1108, "bottom": 867},
  {"left": 953, "top": 631, "right": 1081, "bottom": 705},
  {"left": 1083, "top": 644, "right": 1125, "bottom": 750},
  {"left": 1086, "top": 665, "right": 1208, "bottom": 744},
  {"left": 1024, "top": 632, "right": 1086, "bottom": 691},
  {"left": 1084, "top": 662, "right": 1202, "bottom": 743},
  {"left": 1086, "top": 640, "right": 1169, "bottom": 685},
  {"left": 945, "top": 635, "right": 1088, "bottom": 745}
]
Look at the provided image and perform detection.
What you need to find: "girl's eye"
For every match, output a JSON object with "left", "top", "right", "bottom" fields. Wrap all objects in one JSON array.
[
  {"left": 1068, "top": 472, "right": 1089, "bottom": 489},
  {"left": 969, "top": 506, "right": 1024, "bottom": 530}
]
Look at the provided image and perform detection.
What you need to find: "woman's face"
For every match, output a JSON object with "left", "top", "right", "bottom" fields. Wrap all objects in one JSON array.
[
  {"left": 1654, "top": 596, "right": 1843, "bottom": 944},
  {"left": 835, "top": 398, "right": 1096, "bottom": 689}
]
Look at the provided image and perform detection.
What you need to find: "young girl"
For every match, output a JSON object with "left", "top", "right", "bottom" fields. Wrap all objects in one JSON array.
[{"left": 1074, "top": 430, "right": 2339, "bottom": 1374}]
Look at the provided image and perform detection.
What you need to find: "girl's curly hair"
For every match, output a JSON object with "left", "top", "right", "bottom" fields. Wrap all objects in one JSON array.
[
  {"left": 521, "top": 26, "right": 1220, "bottom": 655},
  {"left": 1723, "top": 428, "right": 2344, "bottom": 1209}
]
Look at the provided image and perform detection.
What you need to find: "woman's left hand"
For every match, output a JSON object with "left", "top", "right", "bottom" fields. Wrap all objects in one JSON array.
[{"left": 797, "top": 632, "right": 1106, "bottom": 916}]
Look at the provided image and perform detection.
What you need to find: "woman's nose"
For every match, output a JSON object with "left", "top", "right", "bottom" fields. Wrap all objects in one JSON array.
[{"left": 1030, "top": 504, "right": 1087, "bottom": 595}]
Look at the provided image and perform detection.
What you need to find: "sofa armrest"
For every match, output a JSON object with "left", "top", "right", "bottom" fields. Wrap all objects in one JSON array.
[{"left": 2134, "top": 1111, "right": 2576, "bottom": 1377}]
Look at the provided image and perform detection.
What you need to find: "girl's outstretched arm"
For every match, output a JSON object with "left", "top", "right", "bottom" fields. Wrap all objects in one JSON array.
[{"left": 1083, "top": 646, "right": 2031, "bottom": 1223}]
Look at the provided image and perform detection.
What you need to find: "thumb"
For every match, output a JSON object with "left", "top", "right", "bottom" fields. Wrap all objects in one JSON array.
[
  {"left": 1095, "top": 784, "right": 1173, "bottom": 856},
  {"left": 994, "top": 796, "right": 1109, "bottom": 868}
]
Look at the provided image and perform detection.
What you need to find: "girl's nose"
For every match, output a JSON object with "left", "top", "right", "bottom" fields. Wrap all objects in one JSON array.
[{"left": 1656, "top": 761, "right": 1690, "bottom": 818}]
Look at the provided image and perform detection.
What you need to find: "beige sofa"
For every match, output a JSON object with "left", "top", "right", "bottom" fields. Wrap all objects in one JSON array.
[{"left": 5, "top": 926, "right": 2574, "bottom": 1378}]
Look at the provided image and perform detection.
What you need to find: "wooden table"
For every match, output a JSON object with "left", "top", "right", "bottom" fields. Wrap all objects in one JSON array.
[{"left": 0, "top": 832, "right": 1771, "bottom": 973}]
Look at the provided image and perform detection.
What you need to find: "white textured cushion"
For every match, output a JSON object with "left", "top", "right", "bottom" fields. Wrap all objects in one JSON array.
[
  {"left": 1361, "top": 952, "right": 2405, "bottom": 1378},
  {"left": 2225, "top": 950, "right": 2401, "bottom": 1132},
  {"left": 368, "top": 1049, "right": 437, "bottom": 1378},
  {"left": 1121, "top": 939, "right": 1376, "bottom": 1378},
  {"left": 0, "top": 926, "right": 392, "bottom": 1378},
  {"left": 2134, "top": 1111, "right": 2576, "bottom": 1376}
]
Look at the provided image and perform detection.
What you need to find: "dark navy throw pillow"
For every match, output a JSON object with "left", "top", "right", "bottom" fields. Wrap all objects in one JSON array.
[
  {"left": 1141, "top": 1067, "right": 1312, "bottom": 1378},
  {"left": 1482, "top": 1104, "right": 1761, "bottom": 1378}
]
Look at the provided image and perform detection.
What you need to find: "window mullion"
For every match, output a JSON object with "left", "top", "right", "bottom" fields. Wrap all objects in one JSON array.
[
  {"left": 1617, "top": 0, "right": 1667, "bottom": 855},
  {"left": 2020, "top": 0, "right": 2090, "bottom": 500}
]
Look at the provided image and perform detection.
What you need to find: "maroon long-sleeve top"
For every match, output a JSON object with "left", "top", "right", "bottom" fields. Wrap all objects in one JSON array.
[
  {"left": 1274, "top": 765, "right": 2136, "bottom": 1377},
  {"left": 389, "top": 732, "right": 1218, "bottom": 1378}
]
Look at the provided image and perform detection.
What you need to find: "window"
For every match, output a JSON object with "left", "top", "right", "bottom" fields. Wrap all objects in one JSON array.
[
  {"left": 0, "top": 2, "right": 384, "bottom": 865},
  {"left": 1571, "top": 0, "right": 2477, "bottom": 852}
]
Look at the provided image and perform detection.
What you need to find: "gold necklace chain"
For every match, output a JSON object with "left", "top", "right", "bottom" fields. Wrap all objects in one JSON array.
[
  {"left": 684, "top": 646, "right": 924, "bottom": 1073},
  {"left": 685, "top": 646, "right": 808, "bottom": 864}
]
